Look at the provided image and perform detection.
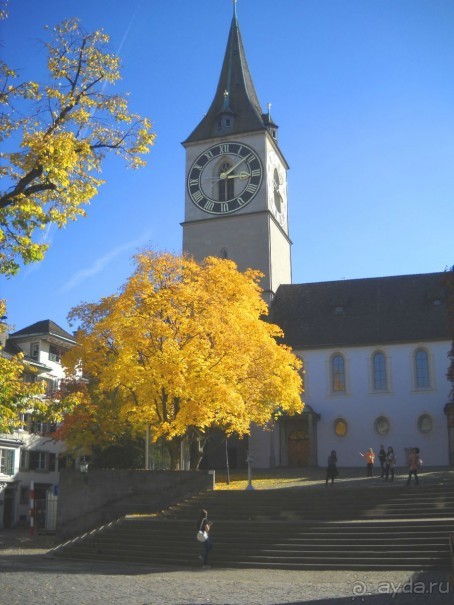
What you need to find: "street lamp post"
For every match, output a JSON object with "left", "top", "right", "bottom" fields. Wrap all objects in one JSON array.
[
  {"left": 79, "top": 457, "right": 89, "bottom": 483},
  {"left": 246, "top": 452, "right": 254, "bottom": 490}
]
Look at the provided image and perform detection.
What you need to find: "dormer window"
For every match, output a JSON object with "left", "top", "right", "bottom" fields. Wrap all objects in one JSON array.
[{"left": 216, "top": 115, "right": 234, "bottom": 131}]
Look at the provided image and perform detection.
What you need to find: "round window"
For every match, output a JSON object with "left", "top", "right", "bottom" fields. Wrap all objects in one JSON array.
[
  {"left": 374, "top": 416, "right": 390, "bottom": 435},
  {"left": 418, "top": 414, "right": 433, "bottom": 434},
  {"left": 334, "top": 418, "right": 348, "bottom": 437}
]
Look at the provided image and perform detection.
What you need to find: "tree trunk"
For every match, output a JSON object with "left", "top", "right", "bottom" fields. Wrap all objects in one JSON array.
[
  {"left": 190, "top": 435, "right": 206, "bottom": 470},
  {"left": 165, "top": 437, "right": 182, "bottom": 470}
]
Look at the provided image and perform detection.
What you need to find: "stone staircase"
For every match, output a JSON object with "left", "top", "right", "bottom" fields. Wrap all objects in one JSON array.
[{"left": 52, "top": 480, "right": 454, "bottom": 570}]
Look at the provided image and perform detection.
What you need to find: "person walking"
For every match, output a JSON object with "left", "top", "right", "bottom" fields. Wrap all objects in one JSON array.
[
  {"left": 385, "top": 446, "right": 396, "bottom": 481},
  {"left": 359, "top": 448, "right": 375, "bottom": 477},
  {"left": 378, "top": 445, "right": 386, "bottom": 478},
  {"left": 196, "top": 508, "right": 213, "bottom": 568},
  {"left": 326, "top": 450, "right": 338, "bottom": 487},
  {"left": 407, "top": 447, "right": 422, "bottom": 485}
]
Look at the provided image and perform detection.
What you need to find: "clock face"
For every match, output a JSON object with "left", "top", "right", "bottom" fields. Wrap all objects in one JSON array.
[
  {"left": 187, "top": 142, "right": 263, "bottom": 215},
  {"left": 267, "top": 150, "right": 287, "bottom": 226}
]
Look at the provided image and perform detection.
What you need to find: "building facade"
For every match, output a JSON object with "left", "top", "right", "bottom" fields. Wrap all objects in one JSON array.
[
  {"left": 182, "top": 7, "right": 453, "bottom": 469},
  {"left": 0, "top": 320, "right": 75, "bottom": 529}
]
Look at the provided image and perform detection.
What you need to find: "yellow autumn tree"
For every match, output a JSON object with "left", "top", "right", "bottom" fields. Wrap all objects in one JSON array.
[
  {"left": 63, "top": 252, "right": 303, "bottom": 468},
  {"left": 0, "top": 300, "right": 46, "bottom": 432},
  {"left": 0, "top": 17, "right": 155, "bottom": 275}
]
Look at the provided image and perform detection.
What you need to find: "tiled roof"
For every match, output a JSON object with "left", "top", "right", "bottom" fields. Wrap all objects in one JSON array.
[
  {"left": 269, "top": 272, "right": 450, "bottom": 349},
  {"left": 10, "top": 320, "right": 75, "bottom": 343}
]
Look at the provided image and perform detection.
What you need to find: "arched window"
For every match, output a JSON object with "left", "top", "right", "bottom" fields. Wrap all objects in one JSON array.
[
  {"left": 331, "top": 354, "right": 346, "bottom": 393},
  {"left": 218, "top": 162, "right": 234, "bottom": 201},
  {"left": 418, "top": 414, "right": 433, "bottom": 433},
  {"left": 415, "top": 348, "right": 430, "bottom": 388},
  {"left": 372, "top": 351, "right": 387, "bottom": 391}
]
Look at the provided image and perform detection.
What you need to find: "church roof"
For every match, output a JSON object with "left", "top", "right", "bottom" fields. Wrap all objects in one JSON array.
[
  {"left": 269, "top": 272, "right": 450, "bottom": 349},
  {"left": 183, "top": 8, "right": 269, "bottom": 144},
  {"left": 10, "top": 319, "right": 75, "bottom": 344}
]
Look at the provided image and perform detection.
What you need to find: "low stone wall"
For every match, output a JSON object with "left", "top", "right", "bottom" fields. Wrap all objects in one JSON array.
[{"left": 56, "top": 469, "right": 213, "bottom": 541}]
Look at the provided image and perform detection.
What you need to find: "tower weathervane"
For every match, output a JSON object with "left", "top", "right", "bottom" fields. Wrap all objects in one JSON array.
[{"left": 233, "top": 0, "right": 238, "bottom": 18}]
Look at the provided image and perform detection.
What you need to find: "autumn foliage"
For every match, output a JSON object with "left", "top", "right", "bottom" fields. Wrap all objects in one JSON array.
[
  {"left": 62, "top": 252, "right": 303, "bottom": 468},
  {"left": 0, "top": 301, "right": 46, "bottom": 432},
  {"left": 0, "top": 17, "right": 155, "bottom": 275}
]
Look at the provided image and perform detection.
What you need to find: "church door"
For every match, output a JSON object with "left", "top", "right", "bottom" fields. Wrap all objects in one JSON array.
[{"left": 288, "top": 429, "right": 310, "bottom": 467}]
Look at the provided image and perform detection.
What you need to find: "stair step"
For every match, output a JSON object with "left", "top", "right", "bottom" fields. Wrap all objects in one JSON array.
[{"left": 52, "top": 481, "right": 454, "bottom": 571}]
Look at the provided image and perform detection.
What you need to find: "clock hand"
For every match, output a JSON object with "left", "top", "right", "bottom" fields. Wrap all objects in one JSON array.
[
  {"left": 226, "top": 171, "right": 251, "bottom": 180},
  {"left": 219, "top": 154, "right": 251, "bottom": 179},
  {"left": 204, "top": 171, "right": 251, "bottom": 182}
]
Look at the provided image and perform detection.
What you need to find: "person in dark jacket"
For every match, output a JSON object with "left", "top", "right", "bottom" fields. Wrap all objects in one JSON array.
[
  {"left": 385, "top": 446, "right": 396, "bottom": 481},
  {"left": 326, "top": 450, "right": 338, "bottom": 487},
  {"left": 378, "top": 445, "right": 386, "bottom": 478},
  {"left": 196, "top": 508, "right": 213, "bottom": 568}
]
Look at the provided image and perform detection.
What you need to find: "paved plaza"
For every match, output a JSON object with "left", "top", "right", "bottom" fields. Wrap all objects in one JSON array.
[{"left": 1, "top": 469, "right": 453, "bottom": 604}]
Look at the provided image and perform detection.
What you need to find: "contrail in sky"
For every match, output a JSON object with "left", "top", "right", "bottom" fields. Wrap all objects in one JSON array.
[{"left": 58, "top": 231, "right": 152, "bottom": 294}]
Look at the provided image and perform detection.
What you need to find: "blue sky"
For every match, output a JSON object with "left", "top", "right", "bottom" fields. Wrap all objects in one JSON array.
[{"left": 1, "top": 0, "right": 453, "bottom": 334}]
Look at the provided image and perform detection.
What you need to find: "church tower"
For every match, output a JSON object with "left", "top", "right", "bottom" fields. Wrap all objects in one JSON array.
[{"left": 182, "top": 3, "right": 292, "bottom": 300}]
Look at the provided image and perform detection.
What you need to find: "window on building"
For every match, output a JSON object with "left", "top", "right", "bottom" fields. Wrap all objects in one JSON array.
[
  {"left": 49, "top": 453, "right": 56, "bottom": 472},
  {"left": 48, "top": 345, "right": 61, "bottom": 363},
  {"left": 29, "top": 420, "right": 57, "bottom": 436},
  {"left": 331, "top": 354, "right": 346, "bottom": 392},
  {"left": 415, "top": 349, "right": 430, "bottom": 388},
  {"left": 23, "top": 372, "right": 37, "bottom": 384},
  {"left": 372, "top": 351, "right": 387, "bottom": 391},
  {"left": 0, "top": 448, "right": 15, "bottom": 475},
  {"left": 418, "top": 414, "right": 433, "bottom": 433},
  {"left": 20, "top": 449, "right": 28, "bottom": 470},
  {"left": 31, "top": 451, "right": 55, "bottom": 471},
  {"left": 218, "top": 162, "right": 234, "bottom": 201},
  {"left": 29, "top": 450, "right": 48, "bottom": 471},
  {"left": 30, "top": 341, "right": 40, "bottom": 360},
  {"left": 19, "top": 413, "right": 32, "bottom": 431}
]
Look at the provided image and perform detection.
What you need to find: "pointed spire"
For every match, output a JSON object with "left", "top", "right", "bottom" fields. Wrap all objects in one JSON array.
[{"left": 184, "top": 5, "right": 271, "bottom": 144}]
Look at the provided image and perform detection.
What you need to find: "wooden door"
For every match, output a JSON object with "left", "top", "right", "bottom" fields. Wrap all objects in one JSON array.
[{"left": 288, "top": 429, "right": 310, "bottom": 467}]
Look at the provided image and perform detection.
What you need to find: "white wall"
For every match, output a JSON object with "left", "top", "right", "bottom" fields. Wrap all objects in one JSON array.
[{"left": 298, "top": 340, "right": 451, "bottom": 468}]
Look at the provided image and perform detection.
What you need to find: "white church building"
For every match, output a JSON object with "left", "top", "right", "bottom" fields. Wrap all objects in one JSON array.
[{"left": 181, "top": 5, "right": 453, "bottom": 469}]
